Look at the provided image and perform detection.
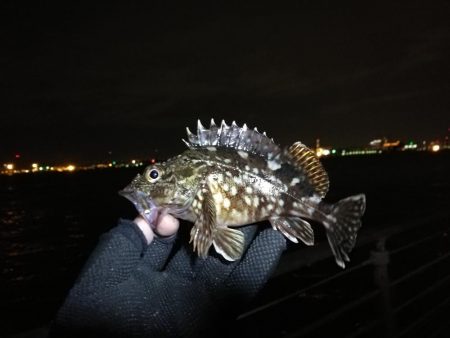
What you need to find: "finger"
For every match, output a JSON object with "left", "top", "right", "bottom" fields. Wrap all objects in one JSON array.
[
  {"left": 134, "top": 216, "right": 155, "bottom": 244},
  {"left": 165, "top": 225, "right": 258, "bottom": 280},
  {"left": 154, "top": 214, "right": 179, "bottom": 237},
  {"left": 138, "top": 214, "right": 179, "bottom": 271},
  {"left": 195, "top": 225, "right": 259, "bottom": 288},
  {"left": 164, "top": 243, "right": 198, "bottom": 279},
  {"left": 139, "top": 235, "right": 177, "bottom": 271},
  {"left": 226, "top": 227, "right": 286, "bottom": 299}
]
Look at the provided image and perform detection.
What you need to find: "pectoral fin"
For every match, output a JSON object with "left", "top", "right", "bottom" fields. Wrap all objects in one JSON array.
[
  {"left": 270, "top": 217, "right": 314, "bottom": 246},
  {"left": 213, "top": 227, "right": 245, "bottom": 261},
  {"left": 190, "top": 180, "right": 245, "bottom": 261},
  {"left": 190, "top": 185, "right": 216, "bottom": 258}
]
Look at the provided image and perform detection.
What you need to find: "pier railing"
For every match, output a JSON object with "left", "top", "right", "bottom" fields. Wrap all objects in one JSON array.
[
  {"left": 6, "top": 213, "right": 449, "bottom": 338},
  {"left": 237, "top": 212, "right": 450, "bottom": 338}
]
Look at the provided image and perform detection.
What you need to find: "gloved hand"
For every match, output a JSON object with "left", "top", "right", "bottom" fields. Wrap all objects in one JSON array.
[{"left": 50, "top": 215, "right": 287, "bottom": 338}]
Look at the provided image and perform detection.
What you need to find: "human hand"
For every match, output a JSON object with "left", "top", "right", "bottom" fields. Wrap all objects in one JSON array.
[
  {"left": 51, "top": 216, "right": 287, "bottom": 337},
  {"left": 133, "top": 213, "right": 180, "bottom": 243},
  {"left": 130, "top": 216, "right": 287, "bottom": 337}
]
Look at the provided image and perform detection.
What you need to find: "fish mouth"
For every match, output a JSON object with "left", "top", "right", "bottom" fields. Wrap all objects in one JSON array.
[{"left": 119, "top": 189, "right": 160, "bottom": 227}]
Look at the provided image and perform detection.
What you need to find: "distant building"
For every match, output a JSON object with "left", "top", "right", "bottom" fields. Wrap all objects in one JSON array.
[{"left": 369, "top": 138, "right": 403, "bottom": 151}]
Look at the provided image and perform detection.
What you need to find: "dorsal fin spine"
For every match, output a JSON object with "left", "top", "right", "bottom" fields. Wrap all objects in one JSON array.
[{"left": 184, "top": 119, "right": 281, "bottom": 160}]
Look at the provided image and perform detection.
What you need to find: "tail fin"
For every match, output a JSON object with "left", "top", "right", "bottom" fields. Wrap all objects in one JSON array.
[{"left": 326, "top": 194, "right": 366, "bottom": 268}]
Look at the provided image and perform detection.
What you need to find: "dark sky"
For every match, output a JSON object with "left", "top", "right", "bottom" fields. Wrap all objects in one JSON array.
[{"left": 1, "top": 1, "right": 449, "bottom": 164}]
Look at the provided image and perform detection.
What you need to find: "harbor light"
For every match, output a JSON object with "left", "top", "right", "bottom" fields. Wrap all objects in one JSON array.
[
  {"left": 6, "top": 163, "right": 14, "bottom": 170},
  {"left": 66, "top": 165, "right": 76, "bottom": 172},
  {"left": 431, "top": 144, "right": 440, "bottom": 152},
  {"left": 316, "top": 148, "right": 331, "bottom": 157}
]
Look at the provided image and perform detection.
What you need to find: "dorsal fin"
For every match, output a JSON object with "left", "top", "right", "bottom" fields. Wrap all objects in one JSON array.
[
  {"left": 288, "top": 142, "right": 329, "bottom": 198},
  {"left": 182, "top": 119, "right": 281, "bottom": 160}
]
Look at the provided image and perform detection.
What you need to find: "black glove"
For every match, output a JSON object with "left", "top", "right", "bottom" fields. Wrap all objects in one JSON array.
[{"left": 50, "top": 219, "right": 286, "bottom": 337}]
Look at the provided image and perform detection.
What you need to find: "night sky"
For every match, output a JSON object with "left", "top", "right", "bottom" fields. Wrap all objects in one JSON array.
[{"left": 1, "top": 1, "right": 449, "bottom": 164}]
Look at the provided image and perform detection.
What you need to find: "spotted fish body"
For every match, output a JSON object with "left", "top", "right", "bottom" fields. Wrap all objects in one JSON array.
[{"left": 120, "top": 119, "right": 366, "bottom": 268}]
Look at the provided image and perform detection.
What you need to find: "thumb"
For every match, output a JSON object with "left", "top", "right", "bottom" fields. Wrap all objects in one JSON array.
[{"left": 136, "top": 214, "right": 180, "bottom": 271}]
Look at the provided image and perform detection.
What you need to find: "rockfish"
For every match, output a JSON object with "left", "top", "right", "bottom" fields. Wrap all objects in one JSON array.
[{"left": 120, "top": 119, "right": 366, "bottom": 268}]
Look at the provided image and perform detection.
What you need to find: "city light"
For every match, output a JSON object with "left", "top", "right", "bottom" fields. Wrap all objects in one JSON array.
[
  {"left": 0, "top": 135, "right": 446, "bottom": 177},
  {"left": 370, "top": 139, "right": 383, "bottom": 147},
  {"left": 341, "top": 149, "right": 380, "bottom": 156},
  {"left": 316, "top": 147, "right": 331, "bottom": 157},
  {"left": 0, "top": 156, "right": 145, "bottom": 174},
  {"left": 404, "top": 143, "right": 418, "bottom": 150}
]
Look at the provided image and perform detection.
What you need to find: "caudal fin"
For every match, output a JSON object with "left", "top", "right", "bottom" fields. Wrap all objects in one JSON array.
[{"left": 326, "top": 194, "right": 366, "bottom": 268}]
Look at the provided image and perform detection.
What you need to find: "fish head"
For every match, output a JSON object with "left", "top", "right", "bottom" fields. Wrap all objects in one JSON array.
[{"left": 119, "top": 159, "right": 196, "bottom": 226}]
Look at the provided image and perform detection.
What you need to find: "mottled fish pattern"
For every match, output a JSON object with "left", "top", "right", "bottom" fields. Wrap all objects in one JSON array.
[{"left": 120, "top": 119, "right": 366, "bottom": 268}]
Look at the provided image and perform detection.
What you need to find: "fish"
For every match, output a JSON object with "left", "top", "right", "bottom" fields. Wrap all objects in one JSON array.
[{"left": 120, "top": 119, "right": 366, "bottom": 268}]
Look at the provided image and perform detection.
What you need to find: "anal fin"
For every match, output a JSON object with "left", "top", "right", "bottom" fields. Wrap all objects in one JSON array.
[
  {"left": 213, "top": 227, "right": 245, "bottom": 261},
  {"left": 270, "top": 217, "right": 314, "bottom": 246}
]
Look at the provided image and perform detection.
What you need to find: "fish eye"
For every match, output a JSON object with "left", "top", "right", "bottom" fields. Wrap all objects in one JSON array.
[
  {"left": 150, "top": 169, "right": 158, "bottom": 179},
  {"left": 146, "top": 168, "right": 160, "bottom": 182}
]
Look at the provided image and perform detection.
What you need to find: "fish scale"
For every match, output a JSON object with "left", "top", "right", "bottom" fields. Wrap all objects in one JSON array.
[{"left": 120, "top": 119, "right": 366, "bottom": 268}]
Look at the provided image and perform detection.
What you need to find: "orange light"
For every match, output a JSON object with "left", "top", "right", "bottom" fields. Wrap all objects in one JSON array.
[{"left": 432, "top": 145, "right": 440, "bottom": 152}]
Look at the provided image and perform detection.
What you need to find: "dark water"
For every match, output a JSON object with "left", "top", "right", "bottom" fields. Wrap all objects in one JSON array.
[{"left": 1, "top": 152, "right": 449, "bottom": 335}]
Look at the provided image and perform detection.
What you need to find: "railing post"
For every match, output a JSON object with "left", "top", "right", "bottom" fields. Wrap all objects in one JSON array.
[{"left": 371, "top": 238, "right": 396, "bottom": 337}]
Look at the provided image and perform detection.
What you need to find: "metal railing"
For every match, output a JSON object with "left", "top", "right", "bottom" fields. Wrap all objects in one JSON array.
[{"left": 237, "top": 212, "right": 450, "bottom": 337}]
